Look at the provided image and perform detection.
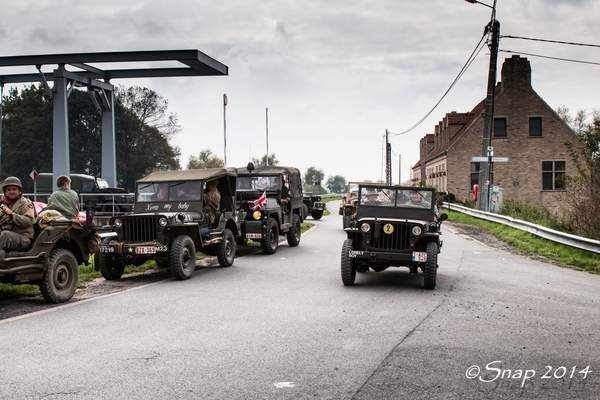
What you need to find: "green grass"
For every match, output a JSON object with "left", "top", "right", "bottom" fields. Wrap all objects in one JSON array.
[{"left": 446, "top": 209, "right": 600, "bottom": 274}]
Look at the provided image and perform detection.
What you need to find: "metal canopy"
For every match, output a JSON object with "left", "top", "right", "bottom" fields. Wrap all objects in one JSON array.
[
  {"left": 0, "top": 50, "right": 228, "bottom": 189},
  {"left": 0, "top": 49, "right": 228, "bottom": 84}
]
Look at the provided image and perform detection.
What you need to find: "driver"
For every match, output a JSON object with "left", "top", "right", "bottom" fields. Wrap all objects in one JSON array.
[{"left": 362, "top": 190, "right": 380, "bottom": 205}]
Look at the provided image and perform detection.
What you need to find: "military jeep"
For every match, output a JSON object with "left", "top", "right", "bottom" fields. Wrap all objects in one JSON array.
[
  {"left": 303, "top": 193, "right": 326, "bottom": 220},
  {"left": 98, "top": 168, "right": 241, "bottom": 281},
  {"left": 341, "top": 185, "right": 447, "bottom": 289},
  {"left": 0, "top": 218, "right": 99, "bottom": 304},
  {"left": 236, "top": 164, "right": 303, "bottom": 254}
]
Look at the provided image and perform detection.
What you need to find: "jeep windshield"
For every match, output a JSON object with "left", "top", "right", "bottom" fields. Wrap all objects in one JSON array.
[
  {"left": 237, "top": 175, "right": 280, "bottom": 192},
  {"left": 136, "top": 181, "right": 203, "bottom": 202},
  {"left": 359, "top": 187, "right": 434, "bottom": 210}
]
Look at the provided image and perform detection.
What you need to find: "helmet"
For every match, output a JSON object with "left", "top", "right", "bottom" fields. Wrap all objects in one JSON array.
[{"left": 3, "top": 176, "right": 23, "bottom": 193}]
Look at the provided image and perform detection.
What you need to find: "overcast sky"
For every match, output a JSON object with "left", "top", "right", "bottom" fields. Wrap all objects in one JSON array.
[{"left": 1, "top": 0, "right": 599, "bottom": 185}]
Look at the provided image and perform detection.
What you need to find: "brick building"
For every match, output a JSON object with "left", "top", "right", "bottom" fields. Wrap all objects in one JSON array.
[{"left": 412, "top": 55, "right": 581, "bottom": 213}]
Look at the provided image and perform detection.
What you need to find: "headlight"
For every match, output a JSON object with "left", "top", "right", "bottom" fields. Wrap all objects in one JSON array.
[
  {"left": 253, "top": 211, "right": 262, "bottom": 220},
  {"left": 360, "top": 223, "right": 371, "bottom": 233},
  {"left": 113, "top": 219, "right": 122, "bottom": 228},
  {"left": 412, "top": 226, "right": 422, "bottom": 236},
  {"left": 158, "top": 217, "right": 168, "bottom": 226}
]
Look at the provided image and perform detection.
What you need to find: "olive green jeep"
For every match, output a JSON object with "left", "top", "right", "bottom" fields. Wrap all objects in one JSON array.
[
  {"left": 98, "top": 168, "right": 241, "bottom": 281},
  {"left": 0, "top": 217, "right": 100, "bottom": 303}
]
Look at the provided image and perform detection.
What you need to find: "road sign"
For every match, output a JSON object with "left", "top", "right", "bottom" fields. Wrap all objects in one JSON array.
[
  {"left": 471, "top": 157, "right": 509, "bottom": 162},
  {"left": 30, "top": 170, "right": 39, "bottom": 181}
]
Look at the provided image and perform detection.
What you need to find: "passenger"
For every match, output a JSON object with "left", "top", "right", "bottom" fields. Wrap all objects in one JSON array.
[
  {"left": 203, "top": 179, "right": 221, "bottom": 225},
  {"left": 41, "top": 175, "right": 80, "bottom": 219},
  {"left": 362, "top": 190, "right": 380, "bottom": 205},
  {"left": 281, "top": 176, "right": 290, "bottom": 212},
  {"left": 0, "top": 177, "right": 36, "bottom": 251},
  {"left": 151, "top": 183, "right": 168, "bottom": 201}
]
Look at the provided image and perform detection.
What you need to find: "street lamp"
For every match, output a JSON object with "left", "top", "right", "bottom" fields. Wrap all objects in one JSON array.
[{"left": 466, "top": 0, "right": 499, "bottom": 212}]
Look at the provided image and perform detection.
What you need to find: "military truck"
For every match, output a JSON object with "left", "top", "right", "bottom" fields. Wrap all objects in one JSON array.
[
  {"left": 303, "top": 193, "right": 326, "bottom": 220},
  {"left": 341, "top": 185, "right": 447, "bottom": 289},
  {"left": 34, "top": 173, "right": 134, "bottom": 214},
  {"left": 0, "top": 217, "right": 100, "bottom": 304},
  {"left": 98, "top": 168, "right": 241, "bottom": 281},
  {"left": 236, "top": 164, "right": 303, "bottom": 254}
]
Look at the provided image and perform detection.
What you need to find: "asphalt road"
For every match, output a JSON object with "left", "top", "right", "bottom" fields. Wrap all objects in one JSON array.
[{"left": 1, "top": 205, "right": 598, "bottom": 399}]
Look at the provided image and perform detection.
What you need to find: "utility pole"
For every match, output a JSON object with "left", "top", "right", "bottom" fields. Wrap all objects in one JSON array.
[
  {"left": 223, "top": 93, "right": 227, "bottom": 166},
  {"left": 265, "top": 107, "right": 269, "bottom": 166},
  {"left": 385, "top": 129, "right": 392, "bottom": 185},
  {"left": 467, "top": 0, "right": 500, "bottom": 212}
]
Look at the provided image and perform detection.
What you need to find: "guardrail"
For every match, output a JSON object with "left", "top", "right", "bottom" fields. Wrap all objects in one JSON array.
[{"left": 443, "top": 202, "right": 600, "bottom": 254}]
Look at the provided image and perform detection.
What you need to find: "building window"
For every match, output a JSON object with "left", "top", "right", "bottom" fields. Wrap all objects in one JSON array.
[
  {"left": 542, "top": 161, "right": 565, "bottom": 190},
  {"left": 530, "top": 117, "right": 542, "bottom": 137},
  {"left": 494, "top": 118, "right": 507, "bottom": 137},
  {"left": 471, "top": 162, "right": 494, "bottom": 189}
]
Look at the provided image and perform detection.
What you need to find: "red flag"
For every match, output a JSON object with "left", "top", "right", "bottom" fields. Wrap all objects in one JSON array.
[{"left": 250, "top": 191, "right": 268, "bottom": 210}]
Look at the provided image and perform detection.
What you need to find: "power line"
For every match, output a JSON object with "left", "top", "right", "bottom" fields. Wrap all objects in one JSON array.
[
  {"left": 501, "top": 35, "right": 600, "bottom": 49},
  {"left": 499, "top": 49, "right": 600, "bottom": 66},
  {"left": 387, "top": 32, "right": 489, "bottom": 137}
]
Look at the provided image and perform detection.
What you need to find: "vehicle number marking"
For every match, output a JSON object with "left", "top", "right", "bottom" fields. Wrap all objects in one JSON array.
[
  {"left": 349, "top": 250, "right": 364, "bottom": 258},
  {"left": 100, "top": 247, "right": 114, "bottom": 253},
  {"left": 412, "top": 252, "right": 427, "bottom": 262},
  {"left": 383, "top": 224, "right": 394, "bottom": 234},
  {"left": 135, "top": 246, "right": 157, "bottom": 254},
  {"left": 246, "top": 233, "right": 262, "bottom": 239}
]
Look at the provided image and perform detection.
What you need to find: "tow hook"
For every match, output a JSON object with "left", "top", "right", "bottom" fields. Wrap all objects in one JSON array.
[{"left": 370, "top": 253, "right": 377, "bottom": 262}]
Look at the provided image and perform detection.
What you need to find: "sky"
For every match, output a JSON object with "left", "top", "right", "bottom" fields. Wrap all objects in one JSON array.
[{"left": 1, "top": 0, "right": 599, "bottom": 185}]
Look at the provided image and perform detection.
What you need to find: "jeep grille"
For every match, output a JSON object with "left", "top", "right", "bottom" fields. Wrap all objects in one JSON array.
[
  {"left": 120, "top": 216, "right": 160, "bottom": 242},
  {"left": 371, "top": 222, "right": 413, "bottom": 251}
]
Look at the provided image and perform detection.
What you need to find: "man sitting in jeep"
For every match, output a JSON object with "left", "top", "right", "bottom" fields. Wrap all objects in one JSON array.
[{"left": 0, "top": 177, "right": 36, "bottom": 252}]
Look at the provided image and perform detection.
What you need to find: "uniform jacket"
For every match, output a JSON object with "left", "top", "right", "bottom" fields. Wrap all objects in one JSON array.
[
  {"left": 44, "top": 186, "right": 80, "bottom": 219},
  {"left": 0, "top": 195, "right": 36, "bottom": 239}
]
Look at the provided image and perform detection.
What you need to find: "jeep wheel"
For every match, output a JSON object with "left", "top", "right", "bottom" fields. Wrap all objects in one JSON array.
[
  {"left": 341, "top": 239, "right": 356, "bottom": 286},
  {"left": 39, "top": 249, "right": 79, "bottom": 304},
  {"left": 286, "top": 214, "right": 301, "bottom": 247},
  {"left": 99, "top": 238, "right": 125, "bottom": 280},
  {"left": 261, "top": 218, "right": 279, "bottom": 254},
  {"left": 423, "top": 241, "right": 438, "bottom": 289},
  {"left": 217, "top": 229, "right": 236, "bottom": 267},
  {"left": 302, "top": 204, "right": 309, "bottom": 221},
  {"left": 170, "top": 235, "right": 196, "bottom": 280},
  {"left": 311, "top": 210, "right": 324, "bottom": 220}
]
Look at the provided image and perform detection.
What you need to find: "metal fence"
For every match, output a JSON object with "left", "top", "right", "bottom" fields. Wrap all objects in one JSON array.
[{"left": 443, "top": 202, "right": 600, "bottom": 255}]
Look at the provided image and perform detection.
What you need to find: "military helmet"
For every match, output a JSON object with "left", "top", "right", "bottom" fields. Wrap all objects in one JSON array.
[{"left": 3, "top": 176, "right": 23, "bottom": 193}]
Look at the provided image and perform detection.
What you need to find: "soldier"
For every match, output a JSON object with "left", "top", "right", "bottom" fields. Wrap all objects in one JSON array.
[
  {"left": 42, "top": 175, "right": 80, "bottom": 219},
  {"left": 203, "top": 179, "right": 221, "bottom": 225},
  {"left": 0, "top": 177, "right": 36, "bottom": 251}
]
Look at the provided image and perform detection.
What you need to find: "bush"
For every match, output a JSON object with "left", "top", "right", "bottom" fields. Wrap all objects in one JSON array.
[{"left": 500, "top": 200, "right": 575, "bottom": 234}]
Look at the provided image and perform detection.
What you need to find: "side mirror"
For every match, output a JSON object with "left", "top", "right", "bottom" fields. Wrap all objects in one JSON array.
[{"left": 246, "top": 162, "right": 255, "bottom": 172}]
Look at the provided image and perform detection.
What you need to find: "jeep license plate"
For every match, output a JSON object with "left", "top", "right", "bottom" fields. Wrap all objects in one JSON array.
[
  {"left": 246, "top": 233, "right": 262, "bottom": 239},
  {"left": 135, "top": 246, "right": 156, "bottom": 254},
  {"left": 412, "top": 252, "right": 427, "bottom": 262}
]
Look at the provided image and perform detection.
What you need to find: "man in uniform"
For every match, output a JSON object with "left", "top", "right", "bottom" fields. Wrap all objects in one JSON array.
[
  {"left": 0, "top": 177, "right": 36, "bottom": 251},
  {"left": 42, "top": 175, "right": 80, "bottom": 219},
  {"left": 203, "top": 179, "right": 221, "bottom": 225}
]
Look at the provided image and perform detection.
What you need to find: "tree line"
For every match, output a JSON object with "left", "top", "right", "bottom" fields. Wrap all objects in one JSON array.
[{"left": 1, "top": 84, "right": 180, "bottom": 192}]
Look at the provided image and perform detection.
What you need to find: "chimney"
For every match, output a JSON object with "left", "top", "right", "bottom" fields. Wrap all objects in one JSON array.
[{"left": 500, "top": 55, "right": 532, "bottom": 90}]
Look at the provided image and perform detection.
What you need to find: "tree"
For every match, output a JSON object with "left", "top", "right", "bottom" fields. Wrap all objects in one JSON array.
[
  {"left": 187, "top": 149, "right": 224, "bottom": 169},
  {"left": 304, "top": 166, "right": 326, "bottom": 194},
  {"left": 0, "top": 84, "right": 181, "bottom": 192},
  {"left": 326, "top": 175, "right": 347, "bottom": 194},
  {"left": 251, "top": 154, "right": 279, "bottom": 167},
  {"left": 558, "top": 107, "right": 600, "bottom": 239}
]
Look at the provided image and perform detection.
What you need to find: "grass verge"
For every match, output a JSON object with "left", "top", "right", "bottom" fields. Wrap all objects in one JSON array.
[{"left": 446, "top": 209, "right": 600, "bottom": 274}]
